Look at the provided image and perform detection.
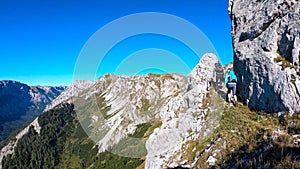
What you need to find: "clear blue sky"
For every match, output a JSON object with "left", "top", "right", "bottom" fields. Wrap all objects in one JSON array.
[{"left": 0, "top": 0, "right": 233, "bottom": 86}]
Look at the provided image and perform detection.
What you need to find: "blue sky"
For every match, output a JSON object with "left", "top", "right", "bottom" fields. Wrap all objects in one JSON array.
[{"left": 0, "top": 0, "right": 233, "bottom": 86}]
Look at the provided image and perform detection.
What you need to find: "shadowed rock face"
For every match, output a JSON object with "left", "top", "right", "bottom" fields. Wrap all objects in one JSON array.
[
  {"left": 0, "top": 80, "right": 65, "bottom": 142},
  {"left": 229, "top": 0, "right": 300, "bottom": 114}
]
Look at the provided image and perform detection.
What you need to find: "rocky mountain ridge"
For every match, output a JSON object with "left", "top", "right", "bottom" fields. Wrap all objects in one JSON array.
[
  {"left": 1, "top": 50, "right": 300, "bottom": 168},
  {"left": 0, "top": 80, "right": 65, "bottom": 142},
  {"left": 0, "top": 53, "right": 224, "bottom": 168},
  {"left": 78, "top": 72, "right": 188, "bottom": 156},
  {"left": 44, "top": 80, "right": 94, "bottom": 111}
]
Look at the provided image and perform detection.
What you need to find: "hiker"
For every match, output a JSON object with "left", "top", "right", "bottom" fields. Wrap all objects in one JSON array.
[{"left": 224, "top": 68, "right": 237, "bottom": 102}]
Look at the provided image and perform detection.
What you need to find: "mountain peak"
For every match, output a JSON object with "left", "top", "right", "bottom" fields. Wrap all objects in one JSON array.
[{"left": 189, "top": 53, "right": 219, "bottom": 82}]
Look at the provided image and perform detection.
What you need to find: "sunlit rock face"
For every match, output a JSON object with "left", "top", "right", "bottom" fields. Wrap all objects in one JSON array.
[
  {"left": 229, "top": 0, "right": 300, "bottom": 114},
  {"left": 145, "top": 53, "right": 220, "bottom": 168}
]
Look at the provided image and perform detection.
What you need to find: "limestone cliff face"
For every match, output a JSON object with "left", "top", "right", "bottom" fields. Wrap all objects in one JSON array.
[
  {"left": 146, "top": 53, "right": 221, "bottom": 168},
  {"left": 229, "top": 0, "right": 300, "bottom": 114}
]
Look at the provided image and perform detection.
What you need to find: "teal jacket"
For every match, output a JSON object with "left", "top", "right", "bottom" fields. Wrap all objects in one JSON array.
[{"left": 224, "top": 70, "right": 237, "bottom": 86}]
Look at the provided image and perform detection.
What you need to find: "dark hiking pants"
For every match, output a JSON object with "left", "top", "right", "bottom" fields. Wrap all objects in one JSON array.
[{"left": 227, "top": 82, "right": 236, "bottom": 96}]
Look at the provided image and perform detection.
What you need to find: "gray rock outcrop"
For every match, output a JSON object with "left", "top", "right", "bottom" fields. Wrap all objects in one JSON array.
[
  {"left": 44, "top": 80, "right": 95, "bottom": 111},
  {"left": 229, "top": 0, "right": 300, "bottom": 114},
  {"left": 146, "top": 53, "right": 222, "bottom": 168}
]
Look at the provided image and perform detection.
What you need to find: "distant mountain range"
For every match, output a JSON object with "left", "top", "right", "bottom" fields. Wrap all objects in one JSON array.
[{"left": 0, "top": 80, "right": 65, "bottom": 143}]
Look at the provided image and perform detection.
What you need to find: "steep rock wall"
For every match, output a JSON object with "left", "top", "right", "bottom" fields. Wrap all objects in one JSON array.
[
  {"left": 229, "top": 0, "right": 300, "bottom": 114},
  {"left": 146, "top": 53, "right": 220, "bottom": 168}
]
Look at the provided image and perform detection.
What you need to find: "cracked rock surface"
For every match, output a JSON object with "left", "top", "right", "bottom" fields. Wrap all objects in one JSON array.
[{"left": 229, "top": 0, "right": 300, "bottom": 114}]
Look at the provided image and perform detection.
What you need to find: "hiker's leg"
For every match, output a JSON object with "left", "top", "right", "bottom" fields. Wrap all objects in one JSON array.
[
  {"left": 227, "top": 83, "right": 234, "bottom": 94},
  {"left": 226, "top": 85, "right": 230, "bottom": 101},
  {"left": 232, "top": 83, "right": 236, "bottom": 96}
]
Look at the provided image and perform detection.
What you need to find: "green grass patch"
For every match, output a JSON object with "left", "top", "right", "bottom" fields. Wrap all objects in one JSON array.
[
  {"left": 182, "top": 140, "right": 206, "bottom": 162},
  {"left": 89, "top": 151, "right": 144, "bottom": 169},
  {"left": 130, "top": 123, "right": 152, "bottom": 138},
  {"left": 200, "top": 137, "right": 211, "bottom": 144},
  {"left": 95, "top": 94, "right": 112, "bottom": 119},
  {"left": 141, "top": 98, "right": 150, "bottom": 112},
  {"left": 192, "top": 103, "right": 300, "bottom": 168}
]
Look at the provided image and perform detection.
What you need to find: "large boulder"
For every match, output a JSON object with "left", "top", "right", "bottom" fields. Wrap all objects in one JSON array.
[{"left": 229, "top": 0, "right": 300, "bottom": 114}]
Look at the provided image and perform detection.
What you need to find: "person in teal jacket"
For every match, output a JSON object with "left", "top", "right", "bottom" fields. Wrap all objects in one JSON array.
[{"left": 224, "top": 69, "right": 237, "bottom": 102}]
